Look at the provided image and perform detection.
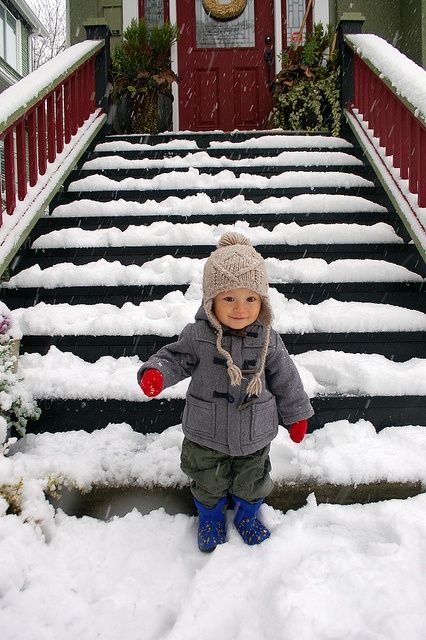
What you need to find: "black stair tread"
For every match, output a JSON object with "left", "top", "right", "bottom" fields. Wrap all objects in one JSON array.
[
  {"left": 27, "top": 395, "right": 426, "bottom": 435},
  {"left": 53, "top": 187, "right": 391, "bottom": 209},
  {"left": 4, "top": 282, "right": 425, "bottom": 312},
  {"left": 29, "top": 212, "right": 399, "bottom": 244},
  {"left": 102, "top": 130, "right": 340, "bottom": 143},
  {"left": 10, "top": 243, "right": 425, "bottom": 276},
  {"left": 20, "top": 331, "right": 426, "bottom": 362},
  {"left": 71, "top": 164, "right": 373, "bottom": 181}
]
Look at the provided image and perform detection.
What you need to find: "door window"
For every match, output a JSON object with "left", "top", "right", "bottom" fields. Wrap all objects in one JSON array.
[
  {"left": 195, "top": 0, "right": 255, "bottom": 49},
  {"left": 286, "top": 0, "right": 306, "bottom": 46}
]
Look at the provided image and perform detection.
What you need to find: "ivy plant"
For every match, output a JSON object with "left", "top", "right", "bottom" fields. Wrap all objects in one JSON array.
[{"left": 272, "top": 23, "right": 341, "bottom": 136}]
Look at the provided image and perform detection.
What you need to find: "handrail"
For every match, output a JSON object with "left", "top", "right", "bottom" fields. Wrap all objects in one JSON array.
[
  {"left": 344, "top": 34, "right": 426, "bottom": 209},
  {"left": 0, "top": 40, "right": 105, "bottom": 222}
]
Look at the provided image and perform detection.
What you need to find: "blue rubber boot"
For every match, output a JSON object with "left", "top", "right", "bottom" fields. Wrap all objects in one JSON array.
[
  {"left": 194, "top": 496, "right": 227, "bottom": 552},
  {"left": 232, "top": 495, "right": 271, "bottom": 546}
]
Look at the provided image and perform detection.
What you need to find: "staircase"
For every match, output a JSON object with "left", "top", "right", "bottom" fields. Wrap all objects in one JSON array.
[{"left": 2, "top": 128, "right": 426, "bottom": 435}]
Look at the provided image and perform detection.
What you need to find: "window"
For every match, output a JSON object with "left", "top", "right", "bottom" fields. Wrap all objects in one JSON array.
[
  {"left": 286, "top": 0, "right": 306, "bottom": 46},
  {"left": 0, "top": 2, "right": 18, "bottom": 70}
]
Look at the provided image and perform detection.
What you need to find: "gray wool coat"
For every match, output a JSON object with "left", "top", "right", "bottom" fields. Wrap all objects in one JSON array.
[{"left": 137, "top": 306, "right": 314, "bottom": 457}]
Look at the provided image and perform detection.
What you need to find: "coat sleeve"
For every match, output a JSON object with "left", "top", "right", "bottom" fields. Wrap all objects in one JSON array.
[
  {"left": 265, "top": 330, "right": 314, "bottom": 425},
  {"left": 137, "top": 323, "right": 198, "bottom": 390}
]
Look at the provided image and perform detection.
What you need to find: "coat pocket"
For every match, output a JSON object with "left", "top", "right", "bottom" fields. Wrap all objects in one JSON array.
[
  {"left": 183, "top": 395, "right": 216, "bottom": 439},
  {"left": 251, "top": 397, "right": 278, "bottom": 442}
]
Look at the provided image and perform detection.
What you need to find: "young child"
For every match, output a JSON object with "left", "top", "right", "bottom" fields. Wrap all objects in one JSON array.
[{"left": 137, "top": 232, "right": 314, "bottom": 552}]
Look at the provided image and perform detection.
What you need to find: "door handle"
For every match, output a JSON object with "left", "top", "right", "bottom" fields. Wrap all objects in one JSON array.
[{"left": 264, "top": 50, "right": 273, "bottom": 65}]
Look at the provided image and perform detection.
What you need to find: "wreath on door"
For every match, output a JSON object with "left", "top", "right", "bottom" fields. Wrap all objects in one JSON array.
[{"left": 202, "top": 0, "right": 247, "bottom": 21}]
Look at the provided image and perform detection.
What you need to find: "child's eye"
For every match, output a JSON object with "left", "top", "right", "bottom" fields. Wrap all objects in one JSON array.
[
  {"left": 223, "top": 297, "right": 234, "bottom": 302},
  {"left": 247, "top": 297, "right": 259, "bottom": 303}
]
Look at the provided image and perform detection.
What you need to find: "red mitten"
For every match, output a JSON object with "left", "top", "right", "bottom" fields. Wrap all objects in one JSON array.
[
  {"left": 140, "top": 368, "right": 164, "bottom": 397},
  {"left": 289, "top": 419, "right": 308, "bottom": 443}
]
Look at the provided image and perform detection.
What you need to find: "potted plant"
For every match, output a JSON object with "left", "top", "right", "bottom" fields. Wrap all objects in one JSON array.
[
  {"left": 0, "top": 304, "right": 41, "bottom": 440},
  {"left": 271, "top": 23, "right": 341, "bottom": 136},
  {"left": 112, "top": 18, "right": 179, "bottom": 134}
]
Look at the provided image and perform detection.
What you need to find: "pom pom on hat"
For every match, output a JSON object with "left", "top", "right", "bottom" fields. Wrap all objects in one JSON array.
[{"left": 217, "top": 232, "right": 252, "bottom": 248}]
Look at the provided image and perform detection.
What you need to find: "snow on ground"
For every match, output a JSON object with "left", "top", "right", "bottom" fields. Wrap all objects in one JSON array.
[
  {"left": 67, "top": 169, "right": 374, "bottom": 192},
  {"left": 0, "top": 486, "right": 424, "bottom": 640},
  {"left": 82, "top": 150, "right": 363, "bottom": 170},
  {"left": 50, "top": 193, "right": 388, "bottom": 218},
  {"left": 30, "top": 220, "right": 402, "bottom": 249},
  {"left": 10, "top": 289, "right": 426, "bottom": 338},
  {"left": 6, "top": 257, "right": 422, "bottom": 291},
  {"left": 1, "top": 420, "right": 426, "bottom": 640}
]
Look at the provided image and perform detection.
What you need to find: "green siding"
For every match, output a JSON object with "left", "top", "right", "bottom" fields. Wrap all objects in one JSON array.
[
  {"left": 331, "top": 0, "right": 425, "bottom": 67},
  {"left": 21, "top": 23, "right": 29, "bottom": 75}
]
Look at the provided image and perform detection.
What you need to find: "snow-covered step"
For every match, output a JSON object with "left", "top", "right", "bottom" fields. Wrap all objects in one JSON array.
[
  {"left": 18, "top": 348, "right": 426, "bottom": 433},
  {"left": 10, "top": 294, "right": 426, "bottom": 335},
  {"left": 75, "top": 151, "right": 371, "bottom": 182},
  {"left": 10, "top": 256, "right": 422, "bottom": 286},
  {"left": 91, "top": 135, "right": 353, "bottom": 158},
  {"left": 67, "top": 169, "right": 374, "bottom": 193},
  {"left": 49, "top": 193, "right": 389, "bottom": 219},
  {"left": 30, "top": 221, "right": 404, "bottom": 249},
  {"left": 19, "top": 348, "right": 426, "bottom": 401},
  {"left": 11, "top": 243, "right": 423, "bottom": 275}
]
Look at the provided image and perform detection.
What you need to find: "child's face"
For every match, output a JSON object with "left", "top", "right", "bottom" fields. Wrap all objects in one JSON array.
[{"left": 213, "top": 288, "right": 262, "bottom": 330}]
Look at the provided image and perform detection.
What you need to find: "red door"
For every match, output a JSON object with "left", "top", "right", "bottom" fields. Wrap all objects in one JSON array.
[{"left": 177, "top": 0, "right": 275, "bottom": 131}]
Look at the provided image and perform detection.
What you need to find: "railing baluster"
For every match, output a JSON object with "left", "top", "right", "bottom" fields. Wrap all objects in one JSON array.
[
  {"left": 64, "top": 79, "right": 72, "bottom": 144},
  {"left": 28, "top": 109, "right": 38, "bottom": 187},
  {"left": 56, "top": 87, "right": 64, "bottom": 154},
  {"left": 419, "top": 125, "right": 426, "bottom": 207},
  {"left": 37, "top": 100, "right": 47, "bottom": 175},
  {"left": 409, "top": 117, "right": 419, "bottom": 195},
  {"left": 4, "top": 129, "right": 16, "bottom": 215},
  {"left": 47, "top": 93, "right": 56, "bottom": 164},
  {"left": 16, "top": 120, "right": 27, "bottom": 201}
]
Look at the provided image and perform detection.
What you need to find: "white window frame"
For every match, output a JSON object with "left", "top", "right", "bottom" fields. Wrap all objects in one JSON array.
[{"left": 0, "top": 0, "right": 19, "bottom": 72}]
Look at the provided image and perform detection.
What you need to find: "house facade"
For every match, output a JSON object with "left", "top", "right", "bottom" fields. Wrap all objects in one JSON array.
[
  {"left": 66, "top": 0, "right": 426, "bottom": 130},
  {"left": 0, "top": 0, "right": 47, "bottom": 94}
]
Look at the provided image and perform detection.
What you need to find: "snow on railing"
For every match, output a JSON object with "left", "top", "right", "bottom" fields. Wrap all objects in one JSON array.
[
  {"left": 0, "top": 40, "right": 104, "bottom": 223},
  {"left": 345, "top": 34, "right": 426, "bottom": 209}
]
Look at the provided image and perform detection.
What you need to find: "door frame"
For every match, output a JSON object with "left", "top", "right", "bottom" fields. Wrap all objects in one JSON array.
[{"left": 169, "top": 0, "right": 285, "bottom": 131}]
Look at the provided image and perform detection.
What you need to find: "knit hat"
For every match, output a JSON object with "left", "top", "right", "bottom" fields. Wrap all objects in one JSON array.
[{"left": 203, "top": 232, "right": 273, "bottom": 398}]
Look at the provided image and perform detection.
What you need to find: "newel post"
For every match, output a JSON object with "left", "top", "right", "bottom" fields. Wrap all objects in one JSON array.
[
  {"left": 84, "top": 20, "right": 112, "bottom": 115},
  {"left": 336, "top": 12, "right": 365, "bottom": 109}
]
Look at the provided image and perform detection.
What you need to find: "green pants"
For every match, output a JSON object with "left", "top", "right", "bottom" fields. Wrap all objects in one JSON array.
[{"left": 180, "top": 437, "right": 273, "bottom": 508}]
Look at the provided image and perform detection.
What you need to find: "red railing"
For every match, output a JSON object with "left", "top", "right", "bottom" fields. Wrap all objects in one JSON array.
[
  {"left": 351, "top": 53, "right": 426, "bottom": 208},
  {"left": 0, "top": 44, "right": 102, "bottom": 225}
]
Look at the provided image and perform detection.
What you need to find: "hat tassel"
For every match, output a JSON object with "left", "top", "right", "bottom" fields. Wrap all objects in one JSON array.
[
  {"left": 227, "top": 361, "right": 243, "bottom": 386},
  {"left": 246, "top": 373, "right": 262, "bottom": 398}
]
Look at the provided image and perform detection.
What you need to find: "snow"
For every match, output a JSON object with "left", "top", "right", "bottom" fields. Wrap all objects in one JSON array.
[
  {"left": 82, "top": 150, "right": 363, "bottom": 170},
  {"left": 67, "top": 168, "right": 374, "bottom": 192},
  {"left": 94, "top": 134, "right": 353, "bottom": 152},
  {"left": 15, "top": 346, "right": 426, "bottom": 402},
  {"left": 31, "top": 220, "right": 403, "bottom": 249},
  {"left": 50, "top": 192, "right": 388, "bottom": 218},
  {"left": 347, "top": 34, "right": 426, "bottom": 123},
  {"left": 0, "top": 485, "right": 425, "bottom": 640},
  {"left": 10, "top": 289, "right": 426, "bottom": 337},
  {"left": 5, "top": 255, "right": 422, "bottom": 290}
]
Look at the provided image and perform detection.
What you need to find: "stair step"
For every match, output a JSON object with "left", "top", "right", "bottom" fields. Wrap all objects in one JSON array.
[
  {"left": 20, "top": 331, "right": 426, "bottom": 362},
  {"left": 53, "top": 186, "right": 389, "bottom": 209},
  {"left": 102, "top": 131, "right": 344, "bottom": 144},
  {"left": 5, "top": 282, "right": 425, "bottom": 311},
  {"left": 29, "top": 212, "right": 400, "bottom": 245},
  {"left": 10, "top": 244, "right": 425, "bottom": 275},
  {"left": 71, "top": 163, "right": 373, "bottom": 181},
  {"left": 27, "top": 395, "right": 426, "bottom": 435}
]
